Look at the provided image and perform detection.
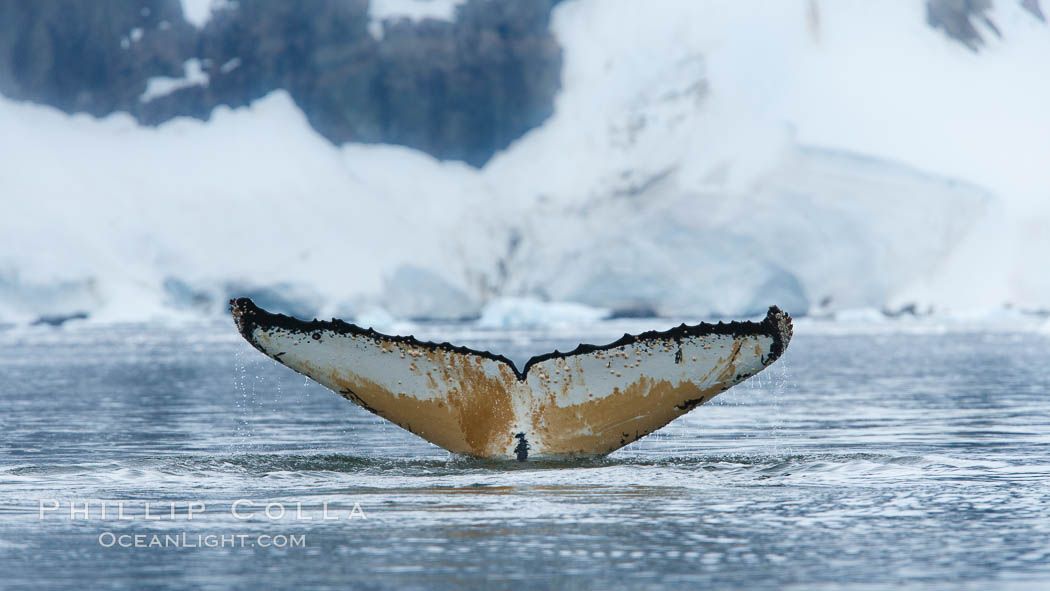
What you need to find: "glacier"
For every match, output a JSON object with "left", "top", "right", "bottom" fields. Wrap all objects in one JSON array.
[{"left": 1, "top": 0, "right": 1048, "bottom": 326}]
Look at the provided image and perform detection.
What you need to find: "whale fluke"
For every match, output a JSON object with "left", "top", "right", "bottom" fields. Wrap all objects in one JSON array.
[{"left": 231, "top": 298, "right": 792, "bottom": 460}]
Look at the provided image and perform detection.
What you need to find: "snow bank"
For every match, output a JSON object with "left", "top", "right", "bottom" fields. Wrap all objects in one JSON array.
[
  {"left": 180, "top": 0, "right": 233, "bottom": 29},
  {"left": 2, "top": 0, "right": 1048, "bottom": 326},
  {"left": 485, "top": 0, "right": 1006, "bottom": 316},
  {"left": 140, "top": 59, "right": 209, "bottom": 103},
  {"left": 367, "top": 0, "right": 468, "bottom": 39},
  {"left": 0, "top": 91, "right": 493, "bottom": 324},
  {"left": 478, "top": 298, "right": 610, "bottom": 329},
  {"left": 369, "top": 0, "right": 466, "bottom": 23}
]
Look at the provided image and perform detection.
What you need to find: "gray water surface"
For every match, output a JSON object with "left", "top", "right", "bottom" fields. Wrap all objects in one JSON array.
[{"left": 1, "top": 323, "right": 1048, "bottom": 590}]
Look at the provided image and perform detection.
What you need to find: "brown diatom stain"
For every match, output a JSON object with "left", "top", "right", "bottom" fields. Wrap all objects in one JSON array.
[
  {"left": 440, "top": 350, "right": 517, "bottom": 457},
  {"left": 293, "top": 353, "right": 517, "bottom": 458},
  {"left": 533, "top": 374, "right": 721, "bottom": 455},
  {"left": 715, "top": 339, "right": 745, "bottom": 383}
]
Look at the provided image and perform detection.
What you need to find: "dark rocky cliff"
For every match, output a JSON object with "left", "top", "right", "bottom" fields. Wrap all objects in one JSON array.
[
  {"left": 0, "top": 0, "right": 562, "bottom": 167},
  {"left": 927, "top": 0, "right": 1046, "bottom": 50}
]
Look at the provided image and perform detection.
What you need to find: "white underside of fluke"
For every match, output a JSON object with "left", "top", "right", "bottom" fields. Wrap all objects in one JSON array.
[{"left": 231, "top": 298, "right": 792, "bottom": 460}]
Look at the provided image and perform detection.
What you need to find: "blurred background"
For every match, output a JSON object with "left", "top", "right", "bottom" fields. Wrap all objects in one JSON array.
[{"left": 1, "top": 0, "right": 1048, "bottom": 327}]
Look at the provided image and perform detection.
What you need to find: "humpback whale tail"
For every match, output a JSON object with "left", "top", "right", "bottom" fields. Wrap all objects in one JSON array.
[{"left": 231, "top": 298, "right": 792, "bottom": 460}]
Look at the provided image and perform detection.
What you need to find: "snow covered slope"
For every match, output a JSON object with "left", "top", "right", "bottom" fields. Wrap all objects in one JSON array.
[
  {"left": 0, "top": 93, "right": 497, "bottom": 324},
  {"left": 486, "top": 0, "right": 1045, "bottom": 315},
  {"left": 1, "top": 0, "right": 1047, "bottom": 325}
]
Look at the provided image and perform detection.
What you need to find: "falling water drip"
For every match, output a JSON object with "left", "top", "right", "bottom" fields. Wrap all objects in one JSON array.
[{"left": 768, "top": 353, "right": 791, "bottom": 457}]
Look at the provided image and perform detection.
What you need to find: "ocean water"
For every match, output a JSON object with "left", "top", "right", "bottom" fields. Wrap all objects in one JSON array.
[{"left": 1, "top": 322, "right": 1048, "bottom": 590}]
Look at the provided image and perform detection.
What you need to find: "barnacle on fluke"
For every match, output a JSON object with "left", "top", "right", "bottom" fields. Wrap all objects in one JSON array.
[{"left": 231, "top": 298, "right": 792, "bottom": 460}]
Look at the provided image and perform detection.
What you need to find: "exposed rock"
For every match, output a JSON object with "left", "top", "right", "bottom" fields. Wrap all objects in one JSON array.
[
  {"left": 927, "top": 0, "right": 1045, "bottom": 50},
  {"left": 0, "top": 0, "right": 194, "bottom": 115},
  {"left": 0, "top": 0, "right": 561, "bottom": 167},
  {"left": 927, "top": 0, "right": 998, "bottom": 51},
  {"left": 1022, "top": 0, "right": 1047, "bottom": 20},
  {"left": 31, "top": 312, "right": 89, "bottom": 327}
]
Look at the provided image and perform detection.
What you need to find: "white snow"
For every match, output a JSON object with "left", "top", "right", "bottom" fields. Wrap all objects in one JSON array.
[
  {"left": 140, "top": 59, "right": 210, "bottom": 103},
  {"left": 480, "top": 0, "right": 1013, "bottom": 316},
  {"left": 219, "top": 57, "right": 242, "bottom": 74},
  {"left": 368, "top": 0, "right": 467, "bottom": 39},
  {"left": 478, "top": 298, "right": 610, "bottom": 329},
  {"left": 0, "top": 91, "right": 495, "bottom": 324},
  {"left": 2, "top": 0, "right": 1049, "bottom": 327},
  {"left": 180, "top": 0, "right": 232, "bottom": 29},
  {"left": 369, "top": 0, "right": 466, "bottom": 23},
  {"left": 769, "top": 0, "right": 1050, "bottom": 311}
]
